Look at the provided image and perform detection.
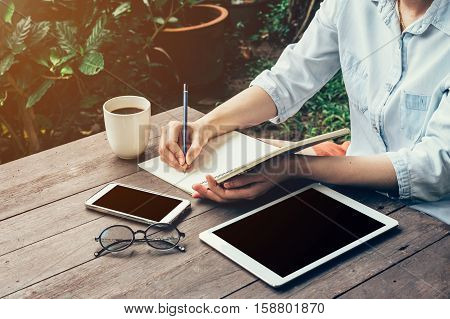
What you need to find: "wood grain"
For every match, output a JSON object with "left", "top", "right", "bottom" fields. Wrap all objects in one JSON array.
[
  {"left": 1, "top": 106, "right": 446, "bottom": 299},
  {"left": 0, "top": 169, "right": 215, "bottom": 257},
  {"left": 5, "top": 200, "right": 445, "bottom": 299},
  {"left": 339, "top": 235, "right": 449, "bottom": 298},
  {"left": 0, "top": 107, "right": 203, "bottom": 221},
  {"left": 225, "top": 207, "right": 449, "bottom": 299},
  {"left": 1, "top": 181, "right": 311, "bottom": 298},
  {"left": 2, "top": 205, "right": 246, "bottom": 298}
]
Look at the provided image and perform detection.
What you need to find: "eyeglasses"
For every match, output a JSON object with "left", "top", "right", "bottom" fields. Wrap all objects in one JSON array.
[{"left": 94, "top": 223, "right": 186, "bottom": 257}]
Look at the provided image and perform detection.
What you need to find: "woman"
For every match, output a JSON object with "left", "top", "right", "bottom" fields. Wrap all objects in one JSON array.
[{"left": 159, "top": 0, "right": 450, "bottom": 223}]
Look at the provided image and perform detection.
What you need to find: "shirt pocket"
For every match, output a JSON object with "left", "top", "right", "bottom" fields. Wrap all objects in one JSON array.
[
  {"left": 341, "top": 51, "right": 369, "bottom": 114},
  {"left": 401, "top": 91, "right": 430, "bottom": 142}
]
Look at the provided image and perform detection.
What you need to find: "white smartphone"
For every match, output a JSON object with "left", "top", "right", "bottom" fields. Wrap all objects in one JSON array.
[{"left": 85, "top": 183, "right": 190, "bottom": 224}]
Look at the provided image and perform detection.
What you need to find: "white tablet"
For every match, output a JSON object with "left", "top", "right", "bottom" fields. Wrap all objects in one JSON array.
[{"left": 199, "top": 183, "right": 398, "bottom": 287}]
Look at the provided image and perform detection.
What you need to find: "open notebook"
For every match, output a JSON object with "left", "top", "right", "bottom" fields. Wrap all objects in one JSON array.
[{"left": 139, "top": 128, "right": 350, "bottom": 194}]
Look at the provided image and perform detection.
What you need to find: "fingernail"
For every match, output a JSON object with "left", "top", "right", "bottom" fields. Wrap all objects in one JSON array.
[{"left": 224, "top": 182, "right": 230, "bottom": 188}]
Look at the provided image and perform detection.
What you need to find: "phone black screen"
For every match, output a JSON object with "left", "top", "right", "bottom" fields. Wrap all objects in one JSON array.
[
  {"left": 213, "top": 188, "right": 385, "bottom": 278},
  {"left": 93, "top": 185, "right": 182, "bottom": 222}
]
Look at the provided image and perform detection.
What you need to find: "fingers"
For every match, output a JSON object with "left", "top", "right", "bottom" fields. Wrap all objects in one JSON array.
[
  {"left": 159, "top": 128, "right": 179, "bottom": 168},
  {"left": 167, "top": 142, "right": 185, "bottom": 166},
  {"left": 159, "top": 121, "right": 185, "bottom": 169},
  {"left": 185, "top": 123, "right": 207, "bottom": 165},
  {"left": 192, "top": 182, "right": 226, "bottom": 202},
  {"left": 159, "top": 120, "right": 208, "bottom": 170},
  {"left": 192, "top": 175, "right": 270, "bottom": 202},
  {"left": 185, "top": 141, "right": 202, "bottom": 166},
  {"left": 167, "top": 121, "right": 185, "bottom": 166},
  {"left": 223, "top": 174, "right": 263, "bottom": 189}
]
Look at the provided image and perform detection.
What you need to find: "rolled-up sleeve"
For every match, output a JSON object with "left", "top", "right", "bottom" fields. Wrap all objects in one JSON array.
[
  {"left": 386, "top": 78, "right": 450, "bottom": 202},
  {"left": 250, "top": 0, "right": 344, "bottom": 123}
]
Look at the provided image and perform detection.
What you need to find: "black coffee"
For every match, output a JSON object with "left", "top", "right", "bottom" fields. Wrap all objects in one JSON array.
[{"left": 112, "top": 107, "right": 143, "bottom": 115}]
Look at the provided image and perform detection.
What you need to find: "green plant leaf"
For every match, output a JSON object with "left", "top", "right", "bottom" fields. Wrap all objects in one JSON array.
[
  {"left": 60, "top": 65, "right": 73, "bottom": 76},
  {"left": 113, "top": 2, "right": 131, "bottom": 17},
  {"left": 49, "top": 50, "right": 60, "bottom": 66},
  {"left": 85, "top": 15, "right": 108, "bottom": 52},
  {"left": 58, "top": 53, "right": 76, "bottom": 66},
  {"left": 167, "top": 16, "right": 178, "bottom": 23},
  {"left": 3, "top": 1, "right": 15, "bottom": 24},
  {"left": 28, "top": 21, "right": 50, "bottom": 47},
  {"left": 56, "top": 21, "right": 78, "bottom": 55},
  {"left": 32, "top": 55, "right": 50, "bottom": 68},
  {"left": 153, "top": 17, "right": 165, "bottom": 25},
  {"left": 6, "top": 17, "right": 31, "bottom": 54},
  {"left": 26, "top": 79, "right": 54, "bottom": 108},
  {"left": 0, "top": 54, "right": 14, "bottom": 76},
  {"left": 78, "top": 51, "right": 104, "bottom": 75}
]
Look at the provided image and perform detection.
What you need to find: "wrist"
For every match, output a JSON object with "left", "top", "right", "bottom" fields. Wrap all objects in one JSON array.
[
  {"left": 290, "top": 155, "right": 314, "bottom": 180},
  {"left": 268, "top": 155, "right": 297, "bottom": 183},
  {"left": 195, "top": 113, "right": 229, "bottom": 141},
  {"left": 283, "top": 155, "right": 299, "bottom": 181},
  {"left": 193, "top": 116, "right": 216, "bottom": 142}
]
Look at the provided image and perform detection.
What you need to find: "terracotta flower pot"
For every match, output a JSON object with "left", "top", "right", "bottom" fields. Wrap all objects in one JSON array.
[{"left": 155, "top": 4, "right": 229, "bottom": 88}]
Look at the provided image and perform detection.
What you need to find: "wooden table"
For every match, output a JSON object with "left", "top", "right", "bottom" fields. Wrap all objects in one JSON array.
[{"left": 1, "top": 107, "right": 448, "bottom": 299}]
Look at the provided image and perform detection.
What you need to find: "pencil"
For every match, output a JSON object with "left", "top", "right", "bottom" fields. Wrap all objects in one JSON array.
[{"left": 182, "top": 83, "right": 188, "bottom": 156}]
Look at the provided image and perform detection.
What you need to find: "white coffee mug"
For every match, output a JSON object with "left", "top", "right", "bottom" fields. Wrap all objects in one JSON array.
[{"left": 103, "top": 96, "right": 151, "bottom": 159}]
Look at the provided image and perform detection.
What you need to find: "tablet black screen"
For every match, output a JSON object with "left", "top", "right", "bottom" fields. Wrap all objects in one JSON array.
[{"left": 213, "top": 188, "right": 385, "bottom": 278}]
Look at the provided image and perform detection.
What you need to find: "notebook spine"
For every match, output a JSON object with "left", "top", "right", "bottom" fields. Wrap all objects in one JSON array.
[{"left": 200, "top": 169, "right": 234, "bottom": 185}]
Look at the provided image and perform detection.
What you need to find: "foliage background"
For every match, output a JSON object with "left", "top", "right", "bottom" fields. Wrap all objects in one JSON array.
[
  {"left": 0, "top": 0, "right": 200, "bottom": 164},
  {"left": 0, "top": 0, "right": 350, "bottom": 164},
  {"left": 243, "top": 0, "right": 349, "bottom": 141}
]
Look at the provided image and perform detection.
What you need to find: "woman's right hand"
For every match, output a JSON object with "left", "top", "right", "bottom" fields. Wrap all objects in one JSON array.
[{"left": 159, "top": 120, "right": 212, "bottom": 171}]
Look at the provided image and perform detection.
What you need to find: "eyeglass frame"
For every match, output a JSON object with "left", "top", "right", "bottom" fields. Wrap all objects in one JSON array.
[{"left": 94, "top": 223, "right": 186, "bottom": 258}]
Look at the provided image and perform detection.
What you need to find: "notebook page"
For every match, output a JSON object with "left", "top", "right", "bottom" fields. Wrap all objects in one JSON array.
[{"left": 139, "top": 131, "right": 279, "bottom": 194}]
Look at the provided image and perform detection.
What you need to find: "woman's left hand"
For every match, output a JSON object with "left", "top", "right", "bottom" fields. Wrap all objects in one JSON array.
[{"left": 191, "top": 157, "right": 294, "bottom": 203}]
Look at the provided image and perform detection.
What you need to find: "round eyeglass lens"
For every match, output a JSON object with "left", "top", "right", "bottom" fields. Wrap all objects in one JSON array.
[
  {"left": 145, "top": 224, "right": 180, "bottom": 250},
  {"left": 100, "top": 225, "right": 134, "bottom": 252}
]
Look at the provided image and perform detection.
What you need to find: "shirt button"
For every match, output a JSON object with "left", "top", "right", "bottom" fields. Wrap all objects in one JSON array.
[{"left": 372, "top": 124, "right": 379, "bottom": 133}]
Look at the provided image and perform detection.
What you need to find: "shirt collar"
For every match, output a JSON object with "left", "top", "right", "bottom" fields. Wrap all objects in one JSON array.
[{"left": 371, "top": 0, "right": 450, "bottom": 36}]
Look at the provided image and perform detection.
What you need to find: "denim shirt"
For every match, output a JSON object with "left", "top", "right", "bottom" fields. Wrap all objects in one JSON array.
[{"left": 250, "top": 0, "right": 450, "bottom": 223}]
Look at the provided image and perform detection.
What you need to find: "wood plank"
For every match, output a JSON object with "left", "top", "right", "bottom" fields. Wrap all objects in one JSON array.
[
  {"left": 0, "top": 107, "right": 204, "bottom": 221},
  {"left": 0, "top": 179, "right": 219, "bottom": 297},
  {"left": 0, "top": 170, "right": 215, "bottom": 257},
  {"left": 339, "top": 235, "right": 449, "bottom": 298},
  {"left": 3, "top": 189, "right": 420, "bottom": 299},
  {"left": 224, "top": 207, "right": 448, "bottom": 299},
  {"left": 1, "top": 205, "right": 245, "bottom": 298},
  {"left": 0, "top": 177, "right": 302, "bottom": 257},
  {"left": 0, "top": 166, "right": 398, "bottom": 258},
  {"left": 1, "top": 181, "right": 308, "bottom": 298}
]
